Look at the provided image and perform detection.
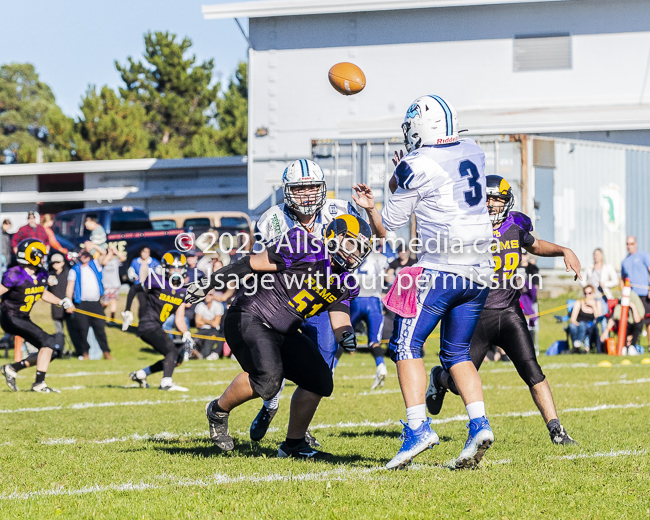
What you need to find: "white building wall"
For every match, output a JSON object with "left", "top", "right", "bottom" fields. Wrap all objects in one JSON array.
[{"left": 247, "top": 0, "right": 650, "bottom": 211}]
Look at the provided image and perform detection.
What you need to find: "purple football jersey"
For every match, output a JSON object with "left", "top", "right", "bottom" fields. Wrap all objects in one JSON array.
[
  {"left": 1, "top": 266, "right": 49, "bottom": 317},
  {"left": 234, "top": 227, "right": 359, "bottom": 334},
  {"left": 485, "top": 212, "right": 536, "bottom": 309}
]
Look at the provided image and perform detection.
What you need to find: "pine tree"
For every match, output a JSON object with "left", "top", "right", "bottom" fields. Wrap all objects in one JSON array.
[{"left": 216, "top": 61, "right": 247, "bottom": 156}]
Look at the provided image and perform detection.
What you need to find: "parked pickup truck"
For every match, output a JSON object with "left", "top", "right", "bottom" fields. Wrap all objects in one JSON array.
[{"left": 53, "top": 207, "right": 187, "bottom": 283}]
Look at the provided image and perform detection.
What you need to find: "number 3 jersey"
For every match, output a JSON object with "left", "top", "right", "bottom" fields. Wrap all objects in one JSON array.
[
  {"left": 234, "top": 227, "right": 359, "bottom": 335},
  {"left": 1, "top": 266, "right": 48, "bottom": 318},
  {"left": 137, "top": 275, "right": 187, "bottom": 331},
  {"left": 381, "top": 139, "right": 494, "bottom": 282},
  {"left": 486, "top": 211, "right": 536, "bottom": 309}
]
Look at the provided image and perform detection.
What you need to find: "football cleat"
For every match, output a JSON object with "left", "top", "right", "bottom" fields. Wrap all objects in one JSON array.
[
  {"left": 371, "top": 363, "right": 388, "bottom": 390},
  {"left": 205, "top": 401, "right": 234, "bottom": 451},
  {"left": 455, "top": 417, "right": 494, "bottom": 470},
  {"left": 1, "top": 365, "right": 18, "bottom": 392},
  {"left": 159, "top": 382, "right": 188, "bottom": 392},
  {"left": 130, "top": 371, "right": 150, "bottom": 389},
  {"left": 550, "top": 425, "right": 578, "bottom": 445},
  {"left": 386, "top": 418, "right": 439, "bottom": 470},
  {"left": 425, "top": 366, "right": 448, "bottom": 416},
  {"left": 277, "top": 439, "right": 332, "bottom": 460},
  {"left": 31, "top": 382, "right": 60, "bottom": 393},
  {"left": 304, "top": 430, "right": 321, "bottom": 448},
  {"left": 249, "top": 405, "right": 278, "bottom": 442}
]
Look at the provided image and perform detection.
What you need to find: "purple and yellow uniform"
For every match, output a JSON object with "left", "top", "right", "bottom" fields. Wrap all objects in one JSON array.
[
  {"left": 468, "top": 211, "right": 544, "bottom": 388},
  {"left": 225, "top": 227, "right": 359, "bottom": 401},
  {"left": 1, "top": 266, "right": 48, "bottom": 318},
  {"left": 0, "top": 266, "right": 59, "bottom": 352},
  {"left": 234, "top": 227, "right": 359, "bottom": 334},
  {"left": 486, "top": 211, "right": 536, "bottom": 309},
  {"left": 126, "top": 275, "right": 187, "bottom": 332}
]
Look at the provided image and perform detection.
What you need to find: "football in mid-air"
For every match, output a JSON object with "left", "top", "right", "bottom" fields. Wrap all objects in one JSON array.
[{"left": 328, "top": 62, "right": 366, "bottom": 95}]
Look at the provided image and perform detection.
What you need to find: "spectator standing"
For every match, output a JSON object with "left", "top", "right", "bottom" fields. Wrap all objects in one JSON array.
[
  {"left": 2, "top": 219, "right": 12, "bottom": 272},
  {"left": 568, "top": 285, "right": 602, "bottom": 353},
  {"left": 582, "top": 248, "right": 618, "bottom": 300},
  {"left": 12, "top": 212, "right": 49, "bottom": 253},
  {"left": 102, "top": 246, "right": 127, "bottom": 322},
  {"left": 47, "top": 253, "right": 83, "bottom": 356},
  {"left": 194, "top": 289, "right": 225, "bottom": 359},
  {"left": 601, "top": 290, "right": 645, "bottom": 354},
  {"left": 41, "top": 214, "right": 68, "bottom": 254},
  {"left": 185, "top": 251, "right": 205, "bottom": 283},
  {"left": 66, "top": 248, "right": 113, "bottom": 360},
  {"left": 621, "top": 236, "right": 650, "bottom": 334},
  {"left": 127, "top": 247, "right": 160, "bottom": 283}
]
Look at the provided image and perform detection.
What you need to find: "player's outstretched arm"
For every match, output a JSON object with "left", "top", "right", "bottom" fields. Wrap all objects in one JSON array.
[
  {"left": 353, "top": 183, "right": 387, "bottom": 238},
  {"left": 0, "top": 285, "right": 8, "bottom": 297},
  {"left": 526, "top": 239, "right": 582, "bottom": 281},
  {"left": 329, "top": 310, "right": 356, "bottom": 352}
]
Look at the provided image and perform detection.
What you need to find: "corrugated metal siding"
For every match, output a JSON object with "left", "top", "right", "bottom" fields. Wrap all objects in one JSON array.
[
  {"left": 626, "top": 150, "right": 650, "bottom": 254},
  {"left": 553, "top": 141, "right": 627, "bottom": 270}
]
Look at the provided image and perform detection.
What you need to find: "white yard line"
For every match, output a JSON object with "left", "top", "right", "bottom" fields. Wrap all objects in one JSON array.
[{"left": 1, "top": 446, "right": 643, "bottom": 501}]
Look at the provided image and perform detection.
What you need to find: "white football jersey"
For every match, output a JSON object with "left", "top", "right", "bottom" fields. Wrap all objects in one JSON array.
[
  {"left": 254, "top": 199, "right": 360, "bottom": 252},
  {"left": 354, "top": 251, "right": 389, "bottom": 299},
  {"left": 381, "top": 139, "right": 494, "bottom": 282}
]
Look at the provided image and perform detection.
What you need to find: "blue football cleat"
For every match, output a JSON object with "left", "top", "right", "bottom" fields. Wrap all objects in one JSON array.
[
  {"left": 455, "top": 416, "right": 494, "bottom": 469},
  {"left": 386, "top": 417, "right": 439, "bottom": 470}
]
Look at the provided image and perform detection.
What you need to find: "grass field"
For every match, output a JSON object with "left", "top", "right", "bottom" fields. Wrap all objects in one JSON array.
[{"left": 1, "top": 295, "right": 649, "bottom": 519}]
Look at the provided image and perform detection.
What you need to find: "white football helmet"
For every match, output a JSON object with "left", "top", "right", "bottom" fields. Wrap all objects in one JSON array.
[
  {"left": 282, "top": 159, "right": 327, "bottom": 216},
  {"left": 402, "top": 95, "right": 459, "bottom": 152}
]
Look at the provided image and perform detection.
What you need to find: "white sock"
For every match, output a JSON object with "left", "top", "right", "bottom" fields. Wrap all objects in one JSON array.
[
  {"left": 466, "top": 401, "right": 486, "bottom": 420},
  {"left": 143, "top": 366, "right": 152, "bottom": 376},
  {"left": 263, "top": 379, "right": 286, "bottom": 410},
  {"left": 406, "top": 404, "right": 427, "bottom": 430},
  {"left": 136, "top": 369, "right": 148, "bottom": 380},
  {"left": 160, "top": 377, "right": 173, "bottom": 388}
]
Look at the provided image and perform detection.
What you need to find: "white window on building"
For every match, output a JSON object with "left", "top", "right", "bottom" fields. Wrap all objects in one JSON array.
[{"left": 513, "top": 34, "right": 572, "bottom": 72}]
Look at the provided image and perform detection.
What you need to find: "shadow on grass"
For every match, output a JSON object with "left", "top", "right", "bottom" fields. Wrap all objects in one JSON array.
[
  {"left": 147, "top": 439, "right": 383, "bottom": 465},
  {"left": 336, "top": 429, "right": 400, "bottom": 439}
]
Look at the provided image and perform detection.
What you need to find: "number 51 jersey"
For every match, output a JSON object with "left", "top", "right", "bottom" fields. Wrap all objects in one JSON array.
[
  {"left": 234, "top": 227, "right": 359, "bottom": 335},
  {"left": 1, "top": 265, "right": 48, "bottom": 318},
  {"left": 382, "top": 138, "right": 494, "bottom": 282}
]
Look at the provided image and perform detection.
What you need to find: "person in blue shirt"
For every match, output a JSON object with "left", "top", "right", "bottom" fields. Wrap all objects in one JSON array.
[
  {"left": 127, "top": 247, "right": 161, "bottom": 283},
  {"left": 621, "top": 235, "right": 650, "bottom": 336}
]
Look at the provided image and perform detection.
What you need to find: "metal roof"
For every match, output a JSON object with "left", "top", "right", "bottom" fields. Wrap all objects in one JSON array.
[
  {"left": 0, "top": 156, "right": 247, "bottom": 177},
  {"left": 202, "top": 0, "right": 570, "bottom": 19}
]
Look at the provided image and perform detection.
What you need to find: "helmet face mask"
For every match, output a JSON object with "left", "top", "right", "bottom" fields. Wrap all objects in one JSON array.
[
  {"left": 485, "top": 175, "right": 515, "bottom": 225},
  {"left": 161, "top": 251, "right": 187, "bottom": 283},
  {"left": 282, "top": 160, "right": 327, "bottom": 216},
  {"left": 325, "top": 215, "right": 372, "bottom": 272}
]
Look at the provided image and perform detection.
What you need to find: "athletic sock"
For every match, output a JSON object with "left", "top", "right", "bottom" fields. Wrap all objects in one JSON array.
[
  {"left": 211, "top": 399, "right": 227, "bottom": 415},
  {"left": 110, "top": 312, "right": 116, "bottom": 320},
  {"left": 263, "top": 380, "right": 285, "bottom": 410},
  {"left": 160, "top": 377, "right": 173, "bottom": 388},
  {"left": 371, "top": 346, "right": 385, "bottom": 367},
  {"left": 406, "top": 404, "right": 427, "bottom": 430},
  {"left": 143, "top": 366, "right": 152, "bottom": 376},
  {"left": 546, "top": 419, "right": 560, "bottom": 432},
  {"left": 10, "top": 360, "right": 27, "bottom": 372},
  {"left": 285, "top": 437, "right": 303, "bottom": 449},
  {"left": 35, "top": 371, "right": 46, "bottom": 384},
  {"left": 466, "top": 401, "right": 486, "bottom": 420}
]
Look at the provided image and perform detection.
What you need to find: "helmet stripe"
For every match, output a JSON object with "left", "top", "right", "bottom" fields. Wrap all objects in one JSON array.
[
  {"left": 428, "top": 95, "right": 452, "bottom": 136},
  {"left": 300, "top": 159, "right": 308, "bottom": 178}
]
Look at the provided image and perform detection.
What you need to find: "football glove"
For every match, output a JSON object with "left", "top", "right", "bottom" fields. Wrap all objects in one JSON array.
[
  {"left": 59, "top": 297, "right": 73, "bottom": 310},
  {"left": 182, "top": 331, "right": 195, "bottom": 354},
  {"left": 121, "top": 310, "right": 134, "bottom": 332},
  {"left": 48, "top": 275, "right": 58, "bottom": 286},
  {"left": 185, "top": 281, "right": 209, "bottom": 305},
  {"left": 340, "top": 331, "right": 357, "bottom": 353}
]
